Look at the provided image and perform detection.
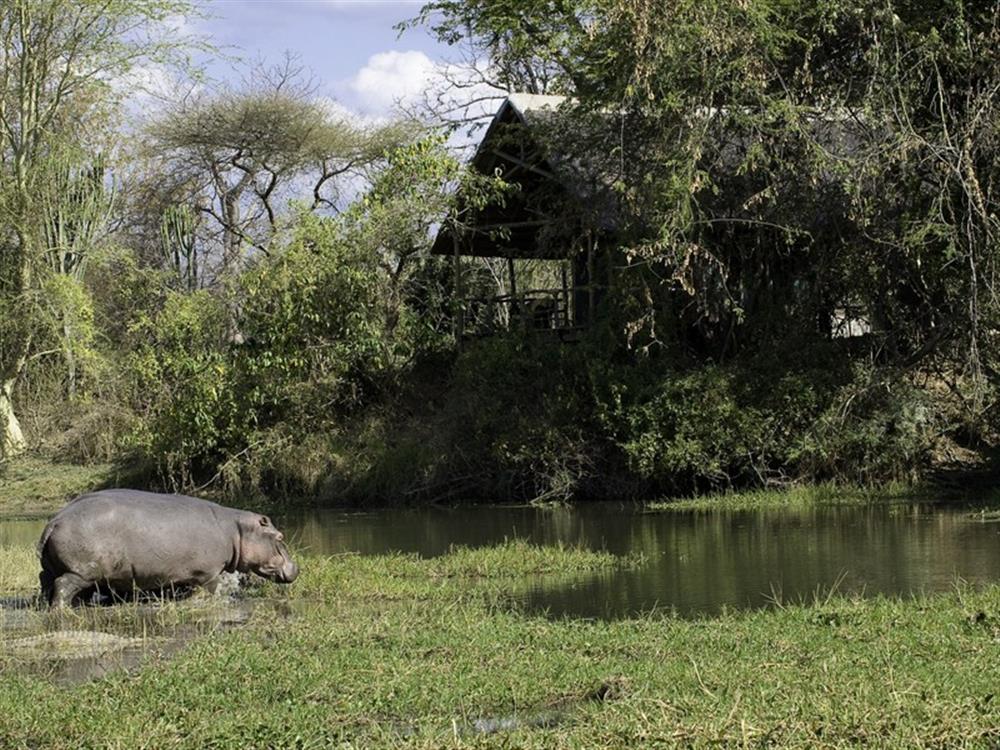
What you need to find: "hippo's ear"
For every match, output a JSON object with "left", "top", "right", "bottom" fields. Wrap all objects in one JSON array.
[{"left": 259, "top": 516, "right": 271, "bottom": 527}]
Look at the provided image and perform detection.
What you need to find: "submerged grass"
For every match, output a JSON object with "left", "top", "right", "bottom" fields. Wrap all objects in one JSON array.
[{"left": 2, "top": 540, "right": 1000, "bottom": 747}]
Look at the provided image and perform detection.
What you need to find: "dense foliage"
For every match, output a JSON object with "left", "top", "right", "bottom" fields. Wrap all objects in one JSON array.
[{"left": 2, "top": 0, "right": 998, "bottom": 502}]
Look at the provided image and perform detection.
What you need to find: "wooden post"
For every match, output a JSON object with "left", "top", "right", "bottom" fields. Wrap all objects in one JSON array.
[
  {"left": 507, "top": 256, "right": 517, "bottom": 330},
  {"left": 561, "top": 262, "right": 569, "bottom": 328},
  {"left": 587, "top": 232, "right": 595, "bottom": 325},
  {"left": 452, "top": 233, "right": 463, "bottom": 345}
]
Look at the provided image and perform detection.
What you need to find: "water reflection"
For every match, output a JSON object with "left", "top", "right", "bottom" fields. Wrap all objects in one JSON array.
[
  {"left": 287, "top": 503, "right": 1000, "bottom": 618},
  {"left": 5, "top": 502, "right": 1000, "bottom": 618}
]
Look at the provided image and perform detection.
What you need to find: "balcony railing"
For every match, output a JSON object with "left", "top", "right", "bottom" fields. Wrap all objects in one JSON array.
[{"left": 459, "top": 287, "right": 580, "bottom": 338}]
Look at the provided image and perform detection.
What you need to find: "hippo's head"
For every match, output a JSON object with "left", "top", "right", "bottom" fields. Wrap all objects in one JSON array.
[{"left": 238, "top": 514, "right": 299, "bottom": 583}]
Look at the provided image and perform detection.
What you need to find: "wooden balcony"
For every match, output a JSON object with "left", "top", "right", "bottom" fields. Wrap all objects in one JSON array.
[{"left": 457, "top": 287, "right": 585, "bottom": 340}]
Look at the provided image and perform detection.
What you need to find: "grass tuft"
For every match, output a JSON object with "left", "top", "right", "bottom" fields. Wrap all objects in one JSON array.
[
  {"left": 646, "top": 481, "right": 920, "bottom": 512},
  {"left": 429, "top": 540, "right": 642, "bottom": 579}
]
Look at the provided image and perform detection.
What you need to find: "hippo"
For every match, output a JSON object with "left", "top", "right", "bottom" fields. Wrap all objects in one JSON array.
[{"left": 37, "top": 489, "right": 299, "bottom": 607}]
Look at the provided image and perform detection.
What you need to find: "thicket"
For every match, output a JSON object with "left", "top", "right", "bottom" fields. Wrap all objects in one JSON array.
[{"left": 2, "top": 0, "right": 999, "bottom": 503}]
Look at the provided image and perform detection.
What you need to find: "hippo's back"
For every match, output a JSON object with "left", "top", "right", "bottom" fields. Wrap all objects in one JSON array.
[
  {"left": 39, "top": 490, "right": 237, "bottom": 586},
  {"left": 59, "top": 489, "right": 225, "bottom": 518}
]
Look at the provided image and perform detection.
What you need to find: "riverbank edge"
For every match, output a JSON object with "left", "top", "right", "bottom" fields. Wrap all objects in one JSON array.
[
  {"left": 3, "top": 542, "right": 1000, "bottom": 747},
  {"left": 0, "top": 457, "right": 119, "bottom": 518},
  {"left": 2, "top": 454, "right": 992, "bottom": 519}
]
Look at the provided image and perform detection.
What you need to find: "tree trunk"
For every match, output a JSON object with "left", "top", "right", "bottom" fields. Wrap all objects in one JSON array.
[
  {"left": 222, "top": 193, "right": 242, "bottom": 273},
  {"left": 1, "top": 308, "right": 32, "bottom": 458},
  {"left": 0, "top": 378, "right": 25, "bottom": 459},
  {"left": 1, "top": 248, "right": 30, "bottom": 459}
]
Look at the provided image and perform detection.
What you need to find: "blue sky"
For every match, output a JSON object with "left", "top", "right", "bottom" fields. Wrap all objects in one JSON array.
[{"left": 197, "top": 1, "right": 463, "bottom": 117}]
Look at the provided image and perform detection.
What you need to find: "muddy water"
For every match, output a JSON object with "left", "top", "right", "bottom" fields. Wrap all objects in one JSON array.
[
  {"left": 0, "top": 590, "right": 289, "bottom": 685},
  {"left": 6, "top": 501, "right": 1000, "bottom": 620}
]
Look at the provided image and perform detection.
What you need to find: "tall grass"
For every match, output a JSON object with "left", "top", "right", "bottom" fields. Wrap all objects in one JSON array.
[{"left": 0, "top": 547, "right": 38, "bottom": 593}]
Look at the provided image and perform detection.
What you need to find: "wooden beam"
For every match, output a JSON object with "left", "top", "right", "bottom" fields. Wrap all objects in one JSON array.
[
  {"left": 468, "top": 220, "right": 553, "bottom": 232},
  {"left": 490, "top": 149, "right": 558, "bottom": 182}
]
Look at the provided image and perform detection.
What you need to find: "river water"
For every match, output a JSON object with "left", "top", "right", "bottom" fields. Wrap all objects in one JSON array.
[{"left": 5, "top": 501, "right": 1000, "bottom": 618}]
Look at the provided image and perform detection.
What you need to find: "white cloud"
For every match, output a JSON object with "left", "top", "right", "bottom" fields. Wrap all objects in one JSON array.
[
  {"left": 347, "top": 50, "right": 439, "bottom": 113},
  {"left": 108, "top": 9, "right": 207, "bottom": 121},
  {"left": 315, "top": 96, "right": 357, "bottom": 122},
  {"left": 341, "top": 49, "right": 505, "bottom": 141},
  {"left": 114, "top": 65, "right": 201, "bottom": 121},
  {"left": 164, "top": 12, "right": 194, "bottom": 36},
  {"left": 315, "top": 95, "right": 391, "bottom": 129}
]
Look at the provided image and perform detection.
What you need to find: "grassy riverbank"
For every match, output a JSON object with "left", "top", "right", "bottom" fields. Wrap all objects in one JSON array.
[
  {"left": 3, "top": 541, "right": 1000, "bottom": 748},
  {"left": 0, "top": 457, "right": 117, "bottom": 517}
]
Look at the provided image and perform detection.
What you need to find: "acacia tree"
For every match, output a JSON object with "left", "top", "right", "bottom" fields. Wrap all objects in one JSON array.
[
  {"left": 0, "top": 0, "right": 200, "bottom": 458},
  {"left": 144, "top": 57, "right": 418, "bottom": 280}
]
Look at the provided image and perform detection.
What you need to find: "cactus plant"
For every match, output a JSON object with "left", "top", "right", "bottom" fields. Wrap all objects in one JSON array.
[{"left": 159, "top": 204, "right": 199, "bottom": 291}]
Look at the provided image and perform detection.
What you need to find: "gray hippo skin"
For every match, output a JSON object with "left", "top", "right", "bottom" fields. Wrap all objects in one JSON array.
[{"left": 37, "top": 489, "right": 299, "bottom": 607}]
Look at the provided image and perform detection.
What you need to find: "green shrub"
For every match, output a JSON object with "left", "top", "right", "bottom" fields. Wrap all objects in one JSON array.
[
  {"left": 234, "top": 212, "right": 390, "bottom": 425},
  {"left": 608, "top": 365, "right": 766, "bottom": 490},
  {"left": 445, "top": 336, "right": 602, "bottom": 501},
  {"left": 796, "top": 366, "right": 939, "bottom": 484},
  {"left": 117, "top": 211, "right": 449, "bottom": 493},
  {"left": 122, "top": 290, "right": 238, "bottom": 487},
  {"left": 591, "top": 348, "right": 939, "bottom": 492}
]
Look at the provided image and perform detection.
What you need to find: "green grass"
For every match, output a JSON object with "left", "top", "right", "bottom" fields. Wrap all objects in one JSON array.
[
  {"left": 646, "top": 482, "right": 923, "bottom": 513},
  {"left": 0, "top": 456, "right": 115, "bottom": 517},
  {"left": 3, "top": 541, "right": 1000, "bottom": 747}
]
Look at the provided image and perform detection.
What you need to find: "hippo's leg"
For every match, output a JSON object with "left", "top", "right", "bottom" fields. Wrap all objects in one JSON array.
[
  {"left": 50, "top": 572, "right": 91, "bottom": 608},
  {"left": 39, "top": 569, "right": 55, "bottom": 605}
]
